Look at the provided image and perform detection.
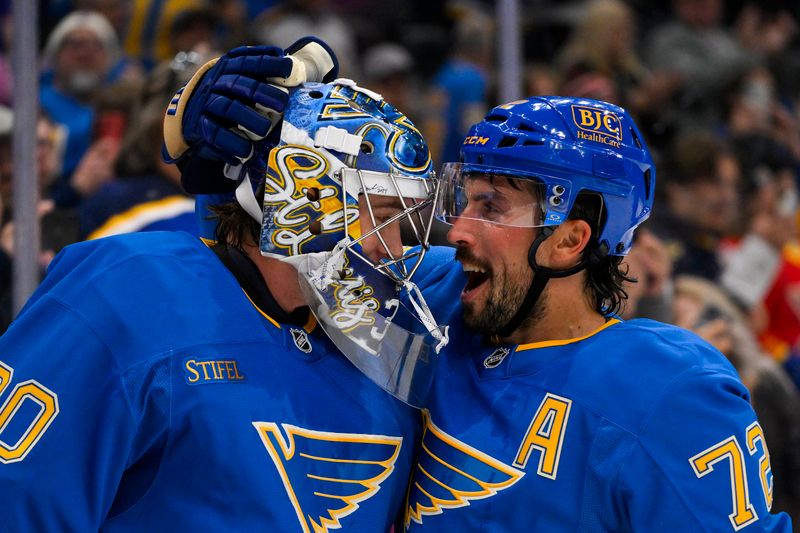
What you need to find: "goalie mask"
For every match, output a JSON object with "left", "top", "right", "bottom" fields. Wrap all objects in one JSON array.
[{"left": 231, "top": 80, "right": 447, "bottom": 407}]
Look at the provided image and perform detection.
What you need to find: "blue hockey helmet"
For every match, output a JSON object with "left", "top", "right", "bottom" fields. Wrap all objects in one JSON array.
[{"left": 436, "top": 96, "right": 655, "bottom": 255}]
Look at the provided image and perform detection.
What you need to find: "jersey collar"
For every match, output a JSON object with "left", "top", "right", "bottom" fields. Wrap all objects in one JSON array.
[
  {"left": 205, "top": 239, "right": 311, "bottom": 329},
  {"left": 515, "top": 319, "right": 621, "bottom": 352},
  {"left": 473, "top": 318, "right": 621, "bottom": 378}
]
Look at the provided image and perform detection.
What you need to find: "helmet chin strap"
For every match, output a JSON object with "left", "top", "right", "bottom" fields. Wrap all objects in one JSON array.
[{"left": 495, "top": 226, "right": 599, "bottom": 340}]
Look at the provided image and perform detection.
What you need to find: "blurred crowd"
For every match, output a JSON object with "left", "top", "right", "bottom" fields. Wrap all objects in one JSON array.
[{"left": 0, "top": 0, "right": 799, "bottom": 520}]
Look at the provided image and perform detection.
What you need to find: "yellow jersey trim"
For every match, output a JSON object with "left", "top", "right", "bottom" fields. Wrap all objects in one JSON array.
[
  {"left": 242, "top": 291, "right": 282, "bottom": 330},
  {"left": 87, "top": 195, "right": 194, "bottom": 240},
  {"left": 516, "top": 318, "right": 620, "bottom": 351},
  {"left": 303, "top": 313, "right": 317, "bottom": 333}
]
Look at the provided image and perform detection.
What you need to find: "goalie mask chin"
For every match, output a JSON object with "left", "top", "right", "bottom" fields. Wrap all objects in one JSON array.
[{"left": 230, "top": 79, "right": 448, "bottom": 407}]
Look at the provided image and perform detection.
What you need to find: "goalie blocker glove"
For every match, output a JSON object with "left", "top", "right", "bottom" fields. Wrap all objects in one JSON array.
[{"left": 163, "top": 36, "right": 338, "bottom": 194}]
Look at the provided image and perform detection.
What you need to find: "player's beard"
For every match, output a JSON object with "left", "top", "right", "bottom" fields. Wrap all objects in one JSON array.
[{"left": 456, "top": 248, "right": 546, "bottom": 336}]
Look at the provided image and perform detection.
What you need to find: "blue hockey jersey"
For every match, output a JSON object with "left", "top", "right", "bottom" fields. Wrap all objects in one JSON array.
[
  {"left": 0, "top": 231, "right": 420, "bottom": 531},
  {"left": 403, "top": 246, "right": 792, "bottom": 532}
]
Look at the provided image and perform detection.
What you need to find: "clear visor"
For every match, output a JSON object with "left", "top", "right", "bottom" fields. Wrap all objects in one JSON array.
[
  {"left": 435, "top": 162, "right": 573, "bottom": 228},
  {"left": 293, "top": 248, "right": 447, "bottom": 407}
]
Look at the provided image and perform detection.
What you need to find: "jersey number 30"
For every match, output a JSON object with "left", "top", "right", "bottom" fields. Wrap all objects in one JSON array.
[{"left": 0, "top": 360, "right": 59, "bottom": 463}]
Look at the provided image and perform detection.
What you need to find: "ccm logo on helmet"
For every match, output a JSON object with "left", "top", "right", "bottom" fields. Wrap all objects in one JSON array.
[
  {"left": 571, "top": 106, "right": 622, "bottom": 144},
  {"left": 464, "top": 136, "right": 490, "bottom": 145}
]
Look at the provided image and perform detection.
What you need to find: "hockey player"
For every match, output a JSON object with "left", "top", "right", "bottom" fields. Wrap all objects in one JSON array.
[
  {"left": 0, "top": 39, "right": 446, "bottom": 531},
  {"left": 400, "top": 96, "right": 792, "bottom": 532},
  {"left": 164, "top": 41, "right": 792, "bottom": 530}
]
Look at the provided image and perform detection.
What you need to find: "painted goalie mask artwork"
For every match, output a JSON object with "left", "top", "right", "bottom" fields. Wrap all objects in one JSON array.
[{"left": 230, "top": 79, "right": 448, "bottom": 407}]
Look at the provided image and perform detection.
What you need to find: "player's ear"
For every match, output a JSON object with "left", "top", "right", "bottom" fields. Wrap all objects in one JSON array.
[{"left": 547, "top": 219, "right": 592, "bottom": 268}]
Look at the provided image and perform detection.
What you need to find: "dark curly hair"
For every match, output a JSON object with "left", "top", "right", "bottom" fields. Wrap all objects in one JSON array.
[
  {"left": 210, "top": 201, "right": 261, "bottom": 249},
  {"left": 568, "top": 191, "right": 634, "bottom": 317}
]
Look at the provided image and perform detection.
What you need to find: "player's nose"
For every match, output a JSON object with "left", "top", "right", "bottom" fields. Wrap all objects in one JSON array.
[{"left": 446, "top": 215, "right": 479, "bottom": 248}]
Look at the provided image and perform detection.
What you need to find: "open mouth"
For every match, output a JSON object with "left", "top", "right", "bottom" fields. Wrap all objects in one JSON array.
[{"left": 462, "top": 264, "right": 490, "bottom": 295}]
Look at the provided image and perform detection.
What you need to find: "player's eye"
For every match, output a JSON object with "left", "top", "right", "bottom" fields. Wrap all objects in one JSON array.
[
  {"left": 469, "top": 192, "right": 506, "bottom": 222},
  {"left": 373, "top": 207, "right": 401, "bottom": 225}
]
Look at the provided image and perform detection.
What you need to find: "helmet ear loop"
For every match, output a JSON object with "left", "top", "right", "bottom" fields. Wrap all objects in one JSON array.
[
  {"left": 494, "top": 227, "right": 555, "bottom": 339},
  {"left": 495, "top": 224, "right": 594, "bottom": 340},
  {"left": 528, "top": 226, "right": 589, "bottom": 279}
]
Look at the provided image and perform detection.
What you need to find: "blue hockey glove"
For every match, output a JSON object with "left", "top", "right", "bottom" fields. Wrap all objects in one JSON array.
[{"left": 163, "top": 37, "right": 338, "bottom": 169}]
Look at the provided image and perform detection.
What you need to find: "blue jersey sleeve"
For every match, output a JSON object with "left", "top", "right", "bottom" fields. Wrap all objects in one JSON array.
[
  {"left": 617, "top": 364, "right": 792, "bottom": 532},
  {"left": 408, "top": 245, "right": 465, "bottom": 324},
  {"left": 0, "top": 252, "right": 170, "bottom": 530}
]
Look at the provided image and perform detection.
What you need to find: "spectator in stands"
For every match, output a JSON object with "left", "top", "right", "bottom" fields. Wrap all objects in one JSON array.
[
  {"left": 644, "top": 0, "right": 796, "bottom": 133},
  {"left": 40, "top": 10, "right": 139, "bottom": 206},
  {"left": 621, "top": 228, "right": 674, "bottom": 323},
  {"left": 74, "top": 0, "right": 131, "bottom": 42},
  {"left": 122, "top": 0, "right": 207, "bottom": 71},
  {"left": 78, "top": 52, "right": 206, "bottom": 239},
  {"left": 727, "top": 66, "right": 800, "bottom": 169},
  {"left": 555, "top": 0, "right": 682, "bottom": 146},
  {"left": 420, "top": 6, "right": 491, "bottom": 165},
  {"left": 557, "top": 0, "right": 647, "bottom": 105},
  {"left": 0, "top": 108, "right": 62, "bottom": 217},
  {"left": 735, "top": 3, "right": 798, "bottom": 61},
  {"left": 362, "top": 42, "right": 416, "bottom": 121},
  {"left": 524, "top": 62, "right": 559, "bottom": 98},
  {"left": 721, "top": 143, "right": 800, "bottom": 380},
  {"left": 57, "top": 78, "right": 143, "bottom": 213},
  {"left": 251, "top": 0, "right": 359, "bottom": 77},
  {"left": 0, "top": 108, "right": 78, "bottom": 332},
  {"left": 648, "top": 130, "right": 742, "bottom": 280},
  {"left": 751, "top": 174, "right": 800, "bottom": 370},
  {"left": 168, "top": 6, "right": 219, "bottom": 59}
]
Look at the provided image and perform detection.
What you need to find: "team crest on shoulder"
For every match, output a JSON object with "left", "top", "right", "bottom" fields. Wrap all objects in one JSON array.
[
  {"left": 405, "top": 410, "right": 524, "bottom": 527},
  {"left": 290, "top": 328, "right": 312, "bottom": 353},
  {"left": 253, "top": 422, "right": 402, "bottom": 532}
]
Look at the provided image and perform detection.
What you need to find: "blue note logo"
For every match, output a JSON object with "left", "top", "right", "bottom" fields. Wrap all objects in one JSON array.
[
  {"left": 253, "top": 422, "right": 403, "bottom": 532},
  {"left": 405, "top": 410, "right": 524, "bottom": 527}
]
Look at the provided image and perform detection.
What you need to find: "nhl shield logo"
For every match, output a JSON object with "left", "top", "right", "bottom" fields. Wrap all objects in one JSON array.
[
  {"left": 484, "top": 347, "right": 510, "bottom": 369},
  {"left": 290, "top": 328, "right": 312, "bottom": 353}
]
